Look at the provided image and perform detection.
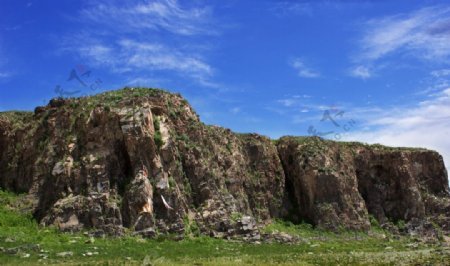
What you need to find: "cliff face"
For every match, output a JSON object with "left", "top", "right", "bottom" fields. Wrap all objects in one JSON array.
[
  {"left": 0, "top": 88, "right": 449, "bottom": 238},
  {"left": 277, "top": 137, "right": 449, "bottom": 232},
  {"left": 277, "top": 137, "right": 371, "bottom": 231}
]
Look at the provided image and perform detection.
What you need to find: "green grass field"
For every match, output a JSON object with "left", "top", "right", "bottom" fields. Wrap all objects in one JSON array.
[{"left": 0, "top": 190, "right": 449, "bottom": 265}]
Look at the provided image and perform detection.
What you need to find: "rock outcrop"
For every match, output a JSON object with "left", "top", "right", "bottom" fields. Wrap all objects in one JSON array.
[
  {"left": 0, "top": 88, "right": 449, "bottom": 239},
  {"left": 277, "top": 137, "right": 370, "bottom": 231},
  {"left": 277, "top": 137, "right": 449, "bottom": 233}
]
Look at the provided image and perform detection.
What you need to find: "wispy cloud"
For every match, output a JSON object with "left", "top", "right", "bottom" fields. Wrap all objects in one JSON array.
[
  {"left": 350, "top": 65, "right": 372, "bottom": 79},
  {"left": 273, "top": 94, "right": 336, "bottom": 124},
  {"left": 270, "top": 2, "right": 313, "bottom": 17},
  {"left": 125, "top": 76, "right": 167, "bottom": 88},
  {"left": 62, "top": 0, "right": 219, "bottom": 87},
  {"left": 277, "top": 98, "right": 296, "bottom": 107},
  {"left": 289, "top": 58, "right": 320, "bottom": 78},
  {"left": 85, "top": 38, "right": 212, "bottom": 77},
  {"left": 230, "top": 107, "right": 241, "bottom": 114},
  {"left": 415, "top": 68, "right": 450, "bottom": 96},
  {"left": 357, "top": 6, "right": 450, "bottom": 62},
  {"left": 351, "top": 6, "right": 450, "bottom": 79},
  {"left": 344, "top": 88, "right": 450, "bottom": 169},
  {"left": 277, "top": 94, "right": 314, "bottom": 108},
  {"left": 80, "top": 0, "right": 214, "bottom": 36},
  {"left": 431, "top": 69, "right": 450, "bottom": 78},
  {"left": 270, "top": 0, "right": 364, "bottom": 17}
]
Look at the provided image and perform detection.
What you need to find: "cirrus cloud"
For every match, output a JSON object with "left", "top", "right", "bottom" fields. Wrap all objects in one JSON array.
[
  {"left": 350, "top": 6, "right": 450, "bottom": 79},
  {"left": 289, "top": 58, "right": 320, "bottom": 78},
  {"left": 61, "top": 0, "right": 219, "bottom": 87}
]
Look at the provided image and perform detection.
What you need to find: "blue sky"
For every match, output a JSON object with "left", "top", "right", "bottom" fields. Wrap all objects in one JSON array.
[{"left": 1, "top": 0, "right": 450, "bottom": 169}]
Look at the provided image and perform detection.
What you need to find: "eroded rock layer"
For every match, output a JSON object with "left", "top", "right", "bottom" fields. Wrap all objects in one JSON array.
[{"left": 0, "top": 88, "right": 448, "bottom": 238}]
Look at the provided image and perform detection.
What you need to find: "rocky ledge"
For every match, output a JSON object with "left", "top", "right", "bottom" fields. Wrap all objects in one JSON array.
[{"left": 0, "top": 88, "right": 448, "bottom": 242}]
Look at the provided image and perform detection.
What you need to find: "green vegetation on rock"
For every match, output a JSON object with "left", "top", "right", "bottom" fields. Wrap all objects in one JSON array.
[{"left": 153, "top": 116, "right": 164, "bottom": 149}]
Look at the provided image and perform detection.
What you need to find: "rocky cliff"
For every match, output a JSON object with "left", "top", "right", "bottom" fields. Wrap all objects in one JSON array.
[{"left": 0, "top": 88, "right": 449, "bottom": 240}]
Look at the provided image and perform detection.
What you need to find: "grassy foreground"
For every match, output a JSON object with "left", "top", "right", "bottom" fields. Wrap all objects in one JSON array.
[{"left": 0, "top": 190, "right": 449, "bottom": 265}]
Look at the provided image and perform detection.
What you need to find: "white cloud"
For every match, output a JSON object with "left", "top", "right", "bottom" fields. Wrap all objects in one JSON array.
[
  {"left": 277, "top": 95, "right": 317, "bottom": 108},
  {"left": 80, "top": 0, "right": 214, "bottom": 36},
  {"left": 350, "top": 65, "right": 372, "bottom": 79},
  {"left": 277, "top": 98, "right": 296, "bottom": 107},
  {"left": 121, "top": 39, "right": 211, "bottom": 75},
  {"left": 62, "top": 0, "right": 218, "bottom": 87},
  {"left": 357, "top": 6, "right": 450, "bottom": 62},
  {"left": 270, "top": 0, "right": 360, "bottom": 17},
  {"left": 68, "top": 37, "right": 213, "bottom": 81},
  {"left": 350, "top": 6, "right": 450, "bottom": 79},
  {"left": 271, "top": 2, "right": 313, "bottom": 17},
  {"left": 125, "top": 77, "right": 166, "bottom": 88},
  {"left": 344, "top": 88, "right": 450, "bottom": 170},
  {"left": 275, "top": 95, "right": 339, "bottom": 124},
  {"left": 289, "top": 58, "right": 320, "bottom": 78},
  {"left": 431, "top": 69, "right": 450, "bottom": 78},
  {"left": 230, "top": 107, "right": 241, "bottom": 114}
]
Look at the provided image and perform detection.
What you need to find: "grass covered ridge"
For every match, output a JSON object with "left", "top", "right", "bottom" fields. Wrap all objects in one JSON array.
[
  {"left": 276, "top": 136, "right": 429, "bottom": 152},
  {"left": 0, "top": 190, "right": 449, "bottom": 265}
]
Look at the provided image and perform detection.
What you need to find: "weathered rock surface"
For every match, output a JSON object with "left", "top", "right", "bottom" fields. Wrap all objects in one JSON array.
[
  {"left": 278, "top": 137, "right": 450, "bottom": 233},
  {"left": 277, "top": 137, "right": 370, "bottom": 231},
  {"left": 0, "top": 88, "right": 449, "bottom": 239}
]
